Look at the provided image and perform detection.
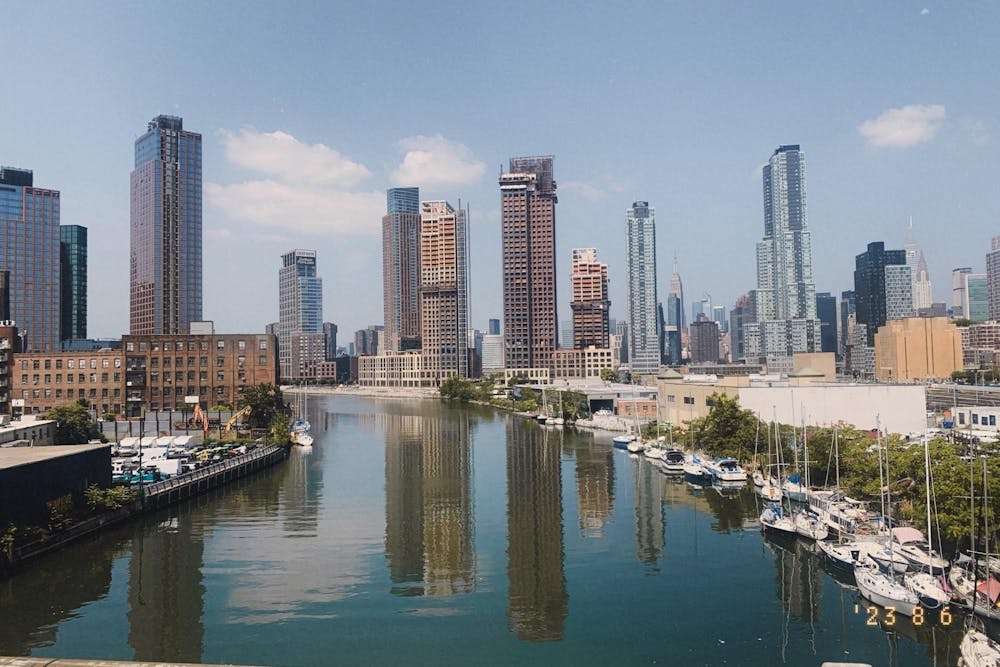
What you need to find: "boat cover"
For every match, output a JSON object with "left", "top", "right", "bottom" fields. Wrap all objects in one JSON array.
[
  {"left": 891, "top": 526, "right": 925, "bottom": 545},
  {"left": 977, "top": 579, "right": 1000, "bottom": 603}
]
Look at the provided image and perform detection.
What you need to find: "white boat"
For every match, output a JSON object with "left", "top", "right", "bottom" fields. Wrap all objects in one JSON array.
[
  {"left": 684, "top": 453, "right": 710, "bottom": 481},
  {"left": 701, "top": 458, "right": 747, "bottom": 483},
  {"left": 757, "top": 482, "right": 783, "bottom": 502},
  {"left": 855, "top": 558, "right": 920, "bottom": 617},
  {"left": 296, "top": 432, "right": 314, "bottom": 447},
  {"left": 904, "top": 571, "right": 952, "bottom": 609},
  {"left": 752, "top": 470, "right": 765, "bottom": 488},
  {"left": 661, "top": 449, "right": 686, "bottom": 474},
  {"left": 643, "top": 443, "right": 665, "bottom": 461},
  {"left": 960, "top": 625, "right": 1000, "bottom": 667},
  {"left": 818, "top": 540, "right": 859, "bottom": 571},
  {"left": 760, "top": 503, "right": 796, "bottom": 535},
  {"left": 612, "top": 434, "right": 633, "bottom": 448},
  {"left": 807, "top": 489, "right": 873, "bottom": 536},
  {"left": 782, "top": 476, "right": 808, "bottom": 503},
  {"left": 861, "top": 542, "right": 911, "bottom": 574},
  {"left": 794, "top": 511, "right": 829, "bottom": 541},
  {"left": 627, "top": 440, "right": 645, "bottom": 454},
  {"left": 892, "top": 527, "right": 949, "bottom": 575}
]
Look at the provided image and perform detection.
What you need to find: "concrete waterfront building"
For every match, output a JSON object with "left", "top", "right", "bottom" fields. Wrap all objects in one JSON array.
[
  {"left": 854, "top": 241, "right": 908, "bottom": 346},
  {"left": 743, "top": 145, "right": 820, "bottom": 371},
  {"left": 501, "top": 156, "right": 557, "bottom": 371},
  {"left": 0, "top": 166, "right": 61, "bottom": 351},
  {"left": 130, "top": 115, "right": 202, "bottom": 336},
  {"left": 420, "top": 200, "right": 469, "bottom": 383},
  {"left": 689, "top": 316, "right": 720, "bottom": 364},
  {"left": 13, "top": 347, "right": 125, "bottom": 416},
  {"left": 625, "top": 201, "right": 660, "bottom": 375},
  {"left": 964, "top": 273, "right": 989, "bottom": 322},
  {"left": 551, "top": 347, "right": 616, "bottom": 380},
  {"left": 570, "top": 248, "right": 610, "bottom": 350},
  {"left": 278, "top": 249, "right": 323, "bottom": 380},
  {"left": 953, "top": 267, "right": 973, "bottom": 317},
  {"left": 60, "top": 225, "right": 87, "bottom": 342},
  {"left": 383, "top": 187, "right": 422, "bottom": 353},
  {"left": 874, "top": 317, "right": 962, "bottom": 382}
]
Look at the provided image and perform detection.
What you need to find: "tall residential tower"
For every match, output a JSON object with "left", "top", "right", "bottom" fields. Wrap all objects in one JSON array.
[
  {"left": 570, "top": 248, "right": 610, "bottom": 349},
  {"left": 625, "top": 201, "right": 660, "bottom": 375},
  {"left": 420, "top": 200, "right": 469, "bottom": 382},
  {"left": 382, "top": 187, "right": 422, "bottom": 353},
  {"left": 60, "top": 225, "right": 88, "bottom": 341},
  {"left": 279, "top": 249, "right": 323, "bottom": 380},
  {"left": 130, "top": 115, "right": 202, "bottom": 335},
  {"left": 500, "top": 156, "right": 557, "bottom": 371}
]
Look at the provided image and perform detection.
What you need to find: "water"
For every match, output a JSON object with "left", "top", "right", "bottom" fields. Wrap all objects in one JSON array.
[{"left": 0, "top": 396, "right": 967, "bottom": 666}]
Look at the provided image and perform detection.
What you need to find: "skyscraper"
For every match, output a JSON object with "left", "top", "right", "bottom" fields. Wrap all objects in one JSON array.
[
  {"left": 743, "top": 145, "right": 820, "bottom": 369},
  {"left": 854, "top": 242, "right": 908, "bottom": 346},
  {"left": 904, "top": 221, "right": 933, "bottom": 312},
  {"left": 488, "top": 318, "right": 501, "bottom": 336},
  {"left": 689, "top": 316, "right": 720, "bottom": 364},
  {"left": 987, "top": 237, "right": 1000, "bottom": 321},
  {"left": 964, "top": 273, "right": 988, "bottom": 322},
  {"left": 952, "top": 267, "right": 973, "bottom": 317},
  {"left": 625, "top": 201, "right": 660, "bottom": 375},
  {"left": 383, "top": 187, "right": 422, "bottom": 353},
  {"left": 323, "top": 322, "right": 338, "bottom": 360},
  {"left": 570, "top": 248, "right": 610, "bottom": 349},
  {"left": 501, "top": 156, "right": 557, "bottom": 370},
  {"left": 420, "top": 200, "right": 469, "bottom": 382},
  {"left": 815, "top": 292, "right": 837, "bottom": 354},
  {"left": 839, "top": 290, "right": 856, "bottom": 361},
  {"left": 279, "top": 249, "right": 323, "bottom": 379},
  {"left": 0, "top": 166, "right": 60, "bottom": 352},
  {"left": 667, "top": 257, "right": 686, "bottom": 332},
  {"left": 130, "top": 115, "right": 202, "bottom": 335},
  {"left": 60, "top": 225, "right": 87, "bottom": 342}
]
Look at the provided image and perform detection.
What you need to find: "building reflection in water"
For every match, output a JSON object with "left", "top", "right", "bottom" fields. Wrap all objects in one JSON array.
[
  {"left": 506, "top": 421, "right": 567, "bottom": 641},
  {"left": 562, "top": 432, "right": 615, "bottom": 538},
  {"left": 127, "top": 507, "right": 205, "bottom": 663},
  {"left": 766, "top": 532, "right": 822, "bottom": 624},
  {"left": 632, "top": 456, "right": 665, "bottom": 566},
  {"left": 382, "top": 410, "right": 475, "bottom": 597}
]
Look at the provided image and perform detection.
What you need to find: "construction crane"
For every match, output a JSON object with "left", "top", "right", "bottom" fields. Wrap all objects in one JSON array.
[
  {"left": 225, "top": 405, "right": 252, "bottom": 434},
  {"left": 192, "top": 404, "right": 210, "bottom": 435}
]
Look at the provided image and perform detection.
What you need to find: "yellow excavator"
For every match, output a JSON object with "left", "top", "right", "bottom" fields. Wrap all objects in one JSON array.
[{"left": 224, "top": 405, "right": 252, "bottom": 434}]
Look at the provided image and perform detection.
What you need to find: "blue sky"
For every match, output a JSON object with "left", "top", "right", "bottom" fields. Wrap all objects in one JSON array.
[{"left": 2, "top": 2, "right": 998, "bottom": 340}]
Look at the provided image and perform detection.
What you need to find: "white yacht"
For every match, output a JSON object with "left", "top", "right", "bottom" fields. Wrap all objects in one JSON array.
[{"left": 855, "top": 558, "right": 920, "bottom": 617}]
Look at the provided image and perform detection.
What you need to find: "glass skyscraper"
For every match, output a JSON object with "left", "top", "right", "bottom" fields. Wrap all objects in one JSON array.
[
  {"left": 625, "top": 201, "right": 660, "bottom": 375},
  {"left": 60, "top": 224, "right": 88, "bottom": 341},
  {"left": 0, "top": 166, "right": 60, "bottom": 351},
  {"left": 279, "top": 249, "right": 323, "bottom": 379},
  {"left": 130, "top": 115, "right": 203, "bottom": 335},
  {"left": 382, "top": 187, "right": 422, "bottom": 353}
]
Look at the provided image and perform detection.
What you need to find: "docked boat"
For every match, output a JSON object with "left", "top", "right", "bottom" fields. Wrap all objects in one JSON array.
[
  {"left": 683, "top": 453, "right": 710, "bottom": 482},
  {"left": 760, "top": 503, "right": 796, "bottom": 535},
  {"left": 661, "top": 449, "right": 686, "bottom": 474},
  {"left": 757, "top": 481, "right": 783, "bottom": 503},
  {"left": 782, "top": 474, "right": 808, "bottom": 503},
  {"left": 904, "top": 571, "right": 952, "bottom": 609},
  {"left": 960, "top": 624, "right": 1000, "bottom": 667},
  {"left": 818, "top": 540, "right": 859, "bottom": 571},
  {"left": 643, "top": 442, "right": 666, "bottom": 461},
  {"left": 862, "top": 542, "right": 911, "bottom": 574},
  {"left": 627, "top": 439, "right": 645, "bottom": 454},
  {"left": 855, "top": 557, "right": 920, "bottom": 617},
  {"left": 892, "top": 527, "right": 949, "bottom": 575},
  {"left": 701, "top": 457, "right": 746, "bottom": 483},
  {"left": 794, "top": 511, "right": 829, "bottom": 541}
]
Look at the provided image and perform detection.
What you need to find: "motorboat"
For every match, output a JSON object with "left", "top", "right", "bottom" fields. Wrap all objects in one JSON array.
[
  {"left": 661, "top": 449, "right": 686, "bottom": 474},
  {"left": 612, "top": 434, "right": 633, "bottom": 449},
  {"left": 807, "top": 489, "right": 874, "bottom": 536},
  {"left": 760, "top": 503, "right": 796, "bottom": 535},
  {"left": 855, "top": 557, "right": 920, "bottom": 617},
  {"left": 683, "top": 453, "right": 710, "bottom": 482},
  {"left": 959, "top": 624, "right": 1000, "bottom": 667},
  {"left": 794, "top": 511, "right": 829, "bottom": 541},
  {"left": 701, "top": 457, "right": 747, "bottom": 484}
]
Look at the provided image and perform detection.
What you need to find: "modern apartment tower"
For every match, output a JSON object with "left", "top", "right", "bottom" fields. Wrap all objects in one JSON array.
[
  {"left": 988, "top": 237, "right": 1000, "bottom": 321},
  {"left": 383, "top": 187, "right": 422, "bottom": 353},
  {"left": 570, "top": 248, "right": 610, "bottom": 349},
  {"left": 0, "top": 166, "right": 60, "bottom": 351},
  {"left": 743, "top": 145, "right": 820, "bottom": 370},
  {"left": 815, "top": 292, "right": 837, "bottom": 354},
  {"left": 130, "top": 115, "right": 203, "bottom": 335},
  {"left": 500, "top": 156, "right": 557, "bottom": 371},
  {"left": 60, "top": 225, "right": 88, "bottom": 341},
  {"left": 278, "top": 249, "right": 323, "bottom": 380},
  {"left": 420, "top": 200, "right": 469, "bottom": 382},
  {"left": 625, "top": 201, "right": 660, "bottom": 375},
  {"left": 854, "top": 242, "right": 908, "bottom": 346}
]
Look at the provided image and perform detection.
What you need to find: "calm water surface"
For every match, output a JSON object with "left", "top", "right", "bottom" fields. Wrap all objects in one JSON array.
[{"left": 0, "top": 396, "right": 967, "bottom": 665}]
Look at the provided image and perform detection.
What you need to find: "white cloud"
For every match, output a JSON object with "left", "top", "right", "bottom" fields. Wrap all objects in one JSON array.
[
  {"left": 858, "top": 104, "right": 946, "bottom": 148},
  {"left": 220, "top": 129, "right": 371, "bottom": 187},
  {"left": 920, "top": 7, "right": 930, "bottom": 15},
  {"left": 391, "top": 135, "right": 486, "bottom": 187},
  {"left": 206, "top": 180, "right": 385, "bottom": 236},
  {"left": 561, "top": 175, "right": 631, "bottom": 202}
]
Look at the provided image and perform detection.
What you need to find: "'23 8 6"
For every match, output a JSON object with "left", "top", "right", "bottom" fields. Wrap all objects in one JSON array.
[{"left": 855, "top": 604, "right": 953, "bottom": 626}]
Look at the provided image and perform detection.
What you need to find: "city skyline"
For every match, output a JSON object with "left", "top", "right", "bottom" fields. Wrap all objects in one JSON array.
[{"left": 2, "top": 5, "right": 999, "bottom": 339}]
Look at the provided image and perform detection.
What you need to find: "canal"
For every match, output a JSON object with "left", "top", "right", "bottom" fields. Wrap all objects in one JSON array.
[{"left": 0, "top": 395, "right": 965, "bottom": 666}]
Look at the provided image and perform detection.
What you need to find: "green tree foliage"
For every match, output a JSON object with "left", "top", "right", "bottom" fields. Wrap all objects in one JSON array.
[
  {"left": 560, "top": 390, "right": 588, "bottom": 420},
  {"left": 268, "top": 413, "right": 291, "bottom": 445},
  {"left": 84, "top": 485, "right": 138, "bottom": 512},
  {"left": 241, "top": 383, "right": 288, "bottom": 428},
  {"left": 47, "top": 400, "right": 102, "bottom": 444},
  {"left": 439, "top": 376, "right": 494, "bottom": 402},
  {"left": 599, "top": 367, "right": 619, "bottom": 382},
  {"left": 689, "top": 393, "right": 762, "bottom": 460}
]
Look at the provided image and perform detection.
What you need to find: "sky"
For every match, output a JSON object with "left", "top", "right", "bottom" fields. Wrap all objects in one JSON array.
[{"left": 2, "top": 1, "right": 998, "bottom": 341}]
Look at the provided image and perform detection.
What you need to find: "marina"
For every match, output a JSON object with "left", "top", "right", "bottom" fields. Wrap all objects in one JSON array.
[{"left": 0, "top": 396, "right": 983, "bottom": 666}]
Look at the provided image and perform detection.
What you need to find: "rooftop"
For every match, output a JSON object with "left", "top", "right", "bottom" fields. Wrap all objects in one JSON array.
[{"left": 0, "top": 443, "right": 110, "bottom": 471}]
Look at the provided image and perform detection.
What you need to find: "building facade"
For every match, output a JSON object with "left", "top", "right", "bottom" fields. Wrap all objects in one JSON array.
[
  {"left": 953, "top": 267, "right": 973, "bottom": 317},
  {"left": 815, "top": 292, "right": 837, "bottom": 354},
  {"left": 873, "top": 317, "right": 962, "bottom": 382},
  {"left": 482, "top": 334, "right": 504, "bottom": 376},
  {"left": 551, "top": 347, "right": 616, "bottom": 381},
  {"left": 323, "top": 322, "right": 338, "bottom": 360},
  {"left": 278, "top": 249, "right": 323, "bottom": 380},
  {"left": 743, "top": 145, "right": 820, "bottom": 369},
  {"left": 501, "top": 156, "right": 557, "bottom": 371},
  {"left": 625, "top": 201, "right": 660, "bottom": 375},
  {"left": 854, "top": 241, "right": 908, "bottom": 346},
  {"left": 420, "top": 200, "right": 469, "bottom": 383},
  {"left": 382, "top": 187, "right": 422, "bottom": 353},
  {"left": 59, "top": 225, "right": 87, "bottom": 342},
  {"left": 964, "top": 273, "right": 989, "bottom": 322},
  {"left": 904, "top": 221, "right": 933, "bottom": 312},
  {"left": 688, "top": 317, "right": 720, "bottom": 364},
  {"left": 570, "top": 248, "right": 610, "bottom": 349},
  {"left": 13, "top": 348, "right": 124, "bottom": 416},
  {"left": 129, "top": 115, "right": 202, "bottom": 335},
  {"left": 0, "top": 166, "right": 61, "bottom": 351},
  {"left": 988, "top": 237, "right": 1000, "bottom": 322}
]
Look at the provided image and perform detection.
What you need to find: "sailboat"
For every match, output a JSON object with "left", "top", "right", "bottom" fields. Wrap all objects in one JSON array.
[
  {"left": 290, "top": 387, "right": 313, "bottom": 447},
  {"left": 959, "top": 623, "right": 1000, "bottom": 667},
  {"left": 793, "top": 421, "right": 827, "bottom": 541},
  {"left": 854, "top": 420, "right": 920, "bottom": 616},
  {"left": 756, "top": 414, "right": 783, "bottom": 503},
  {"left": 760, "top": 414, "right": 796, "bottom": 535}
]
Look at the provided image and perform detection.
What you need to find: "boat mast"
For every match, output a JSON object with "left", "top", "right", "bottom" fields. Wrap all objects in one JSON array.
[
  {"left": 834, "top": 426, "right": 840, "bottom": 490},
  {"left": 924, "top": 434, "right": 933, "bottom": 569}
]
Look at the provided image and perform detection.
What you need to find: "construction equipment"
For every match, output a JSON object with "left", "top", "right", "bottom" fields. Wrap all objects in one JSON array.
[
  {"left": 225, "top": 405, "right": 252, "bottom": 434},
  {"left": 192, "top": 404, "right": 210, "bottom": 435}
]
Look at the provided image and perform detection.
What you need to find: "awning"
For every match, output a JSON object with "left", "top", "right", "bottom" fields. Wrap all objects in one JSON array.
[
  {"left": 977, "top": 579, "right": 1000, "bottom": 604},
  {"left": 891, "top": 526, "right": 925, "bottom": 545}
]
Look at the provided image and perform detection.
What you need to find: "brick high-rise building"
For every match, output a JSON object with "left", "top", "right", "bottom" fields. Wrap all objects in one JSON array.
[
  {"left": 570, "top": 248, "right": 610, "bottom": 349},
  {"left": 130, "top": 115, "right": 203, "bottom": 335},
  {"left": 420, "top": 200, "right": 469, "bottom": 382},
  {"left": 383, "top": 187, "right": 422, "bottom": 353},
  {"left": 0, "top": 166, "right": 61, "bottom": 351},
  {"left": 500, "top": 156, "right": 557, "bottom": 371}
]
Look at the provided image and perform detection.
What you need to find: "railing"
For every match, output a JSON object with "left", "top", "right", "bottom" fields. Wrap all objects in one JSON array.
[{"left": 143, "top": 444, "right": 284, "bottom": 497}]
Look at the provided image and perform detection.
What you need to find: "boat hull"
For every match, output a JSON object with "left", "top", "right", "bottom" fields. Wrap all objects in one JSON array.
[{"left": 855, "top": 568, "right": 919, "bottom": 617}]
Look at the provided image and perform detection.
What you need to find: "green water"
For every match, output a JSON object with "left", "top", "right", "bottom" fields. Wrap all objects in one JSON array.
[{"left": 0, "top": 396, "right": 967, "bottom": 665}]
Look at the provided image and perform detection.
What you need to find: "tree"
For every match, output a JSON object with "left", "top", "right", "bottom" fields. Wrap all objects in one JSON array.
[
  {"left": 241, "top": 383, "right": 288, "bottom": 429},
  {"left": 48, "top": 400, "right": 102, "bottom": 444},
  {"left": 690, "top": 393, "right": 762, "bottom": 460},
  {"left": 599, "top": 367, "right": 619, "bottom": 383}
]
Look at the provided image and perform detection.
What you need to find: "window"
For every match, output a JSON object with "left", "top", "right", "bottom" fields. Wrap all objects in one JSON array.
[
  {"left": 217, "top": 372, "right": 225, "bottom": 381},
  {"left": 238, "top": 340, "right": 246, "bottom": 351},
  {"left": 992, "top": 415, "right": 997, "bottom": 427},
  {"left": 32, "top": 360, "right": 39, "bottom": 370},
  {"left": 259, "top": 339, "right": 268, "bottom": 350},
  {"left": 101, "top": 373, "right": 108, "bottom": 382},
  {"left": 683, "top": 396, "right": 695, "bottom": 405},
  {"left": 217, "top": 357, "right": 225, "bottom": 367},
  {"left": 55, "top": 359, "right": 62, "bottom": 369},
  {"left": 20, "top": 360, "right": 27, "bottom": 370},
  {"left": 114, "top": 372, "right": 121, "bottom": 382},
  {"left": 114, "top": 358, "right": 121, "bottom": 368},
  {"left": 200, "top": 342, "right": 208, "bottom": 351},
  {"left": 217, "top": 340, "right": 225, "bottom": 350},
  {"left": 973, "top": 414, "right": 980, "bottom": 425},
  {"left": 55, "top": 374, "right": 62, "bottom": 383},
  {"left": 188, "top": 342, "right": 196, "bottom": 351},
  {"left": 188, "top": 357, "right": 195, "bottom": 367},
  {"left": 102, "top": 359, "right": 109, "bottom": 368},
  {"left": 163, "top": 357, "right": 171, "bottom": 367},
  {"left": 67, "top": 374, "right": 73, "bottom": 383},
  {"left": 90, "top": 373, "right": 97, "bottom": 383},
  {"left": 44, "top": 374, "right": 51, "bottom": 384},
  {"left": 238, "top": 371, "right": 246, "bottom": 381},
  {"left": 164, "top": 342, "right": 172, "bottom": 351},
  {"left": 44, "top": 359, "right": 51, "bottom": 370},
  {"left": 90, "top": 359, "right": 97, "bottom": 369},
  {"left": 259, "top": 355, "right": 267, "bottom": 365},
  {"left": 151, "top": 357, "right": 159, "bottom": 367},
  {"left": 200, "top": 357, "right": 207, "bottom": 367},
  {"left": 32, "top": 374, "right": 39, "bottom": 384},
  {"left": 175, "top": 371, "right": 183, "bottom": 381},
  {"left": 152, "top": 342, "right": 160, "bottom": 352},
  {"left": 175, "top": 357, "right": 182, "bottom": 367},
  {"left": 237, "top": 356, "right": 245, "bottom": 368},
  {"left": 126, "top": 342, "right": 134, "bottom": 352},
  {"left": 139, "top": 342, "right": 147, "bottom": 352},
  {"left": 20, "top": 374, "right": 27, "bottom": 383},
  {"left": 151, "top": 372, "right": 159, "bottom": 382},
  {"left": 78, "top": 359, "right": 85, "bottom": 368},
  {"left": 78, "top": 373, "right": 85, "bottom": 383},
  {"left": 217, "top": 387, "right": 225, "bottom": 396},
  {"left": 68, "top": 359, "right": 75, "bottom": 369},
  {"left": 667, "top": 395, "right": 676, "bottom": 403}
]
